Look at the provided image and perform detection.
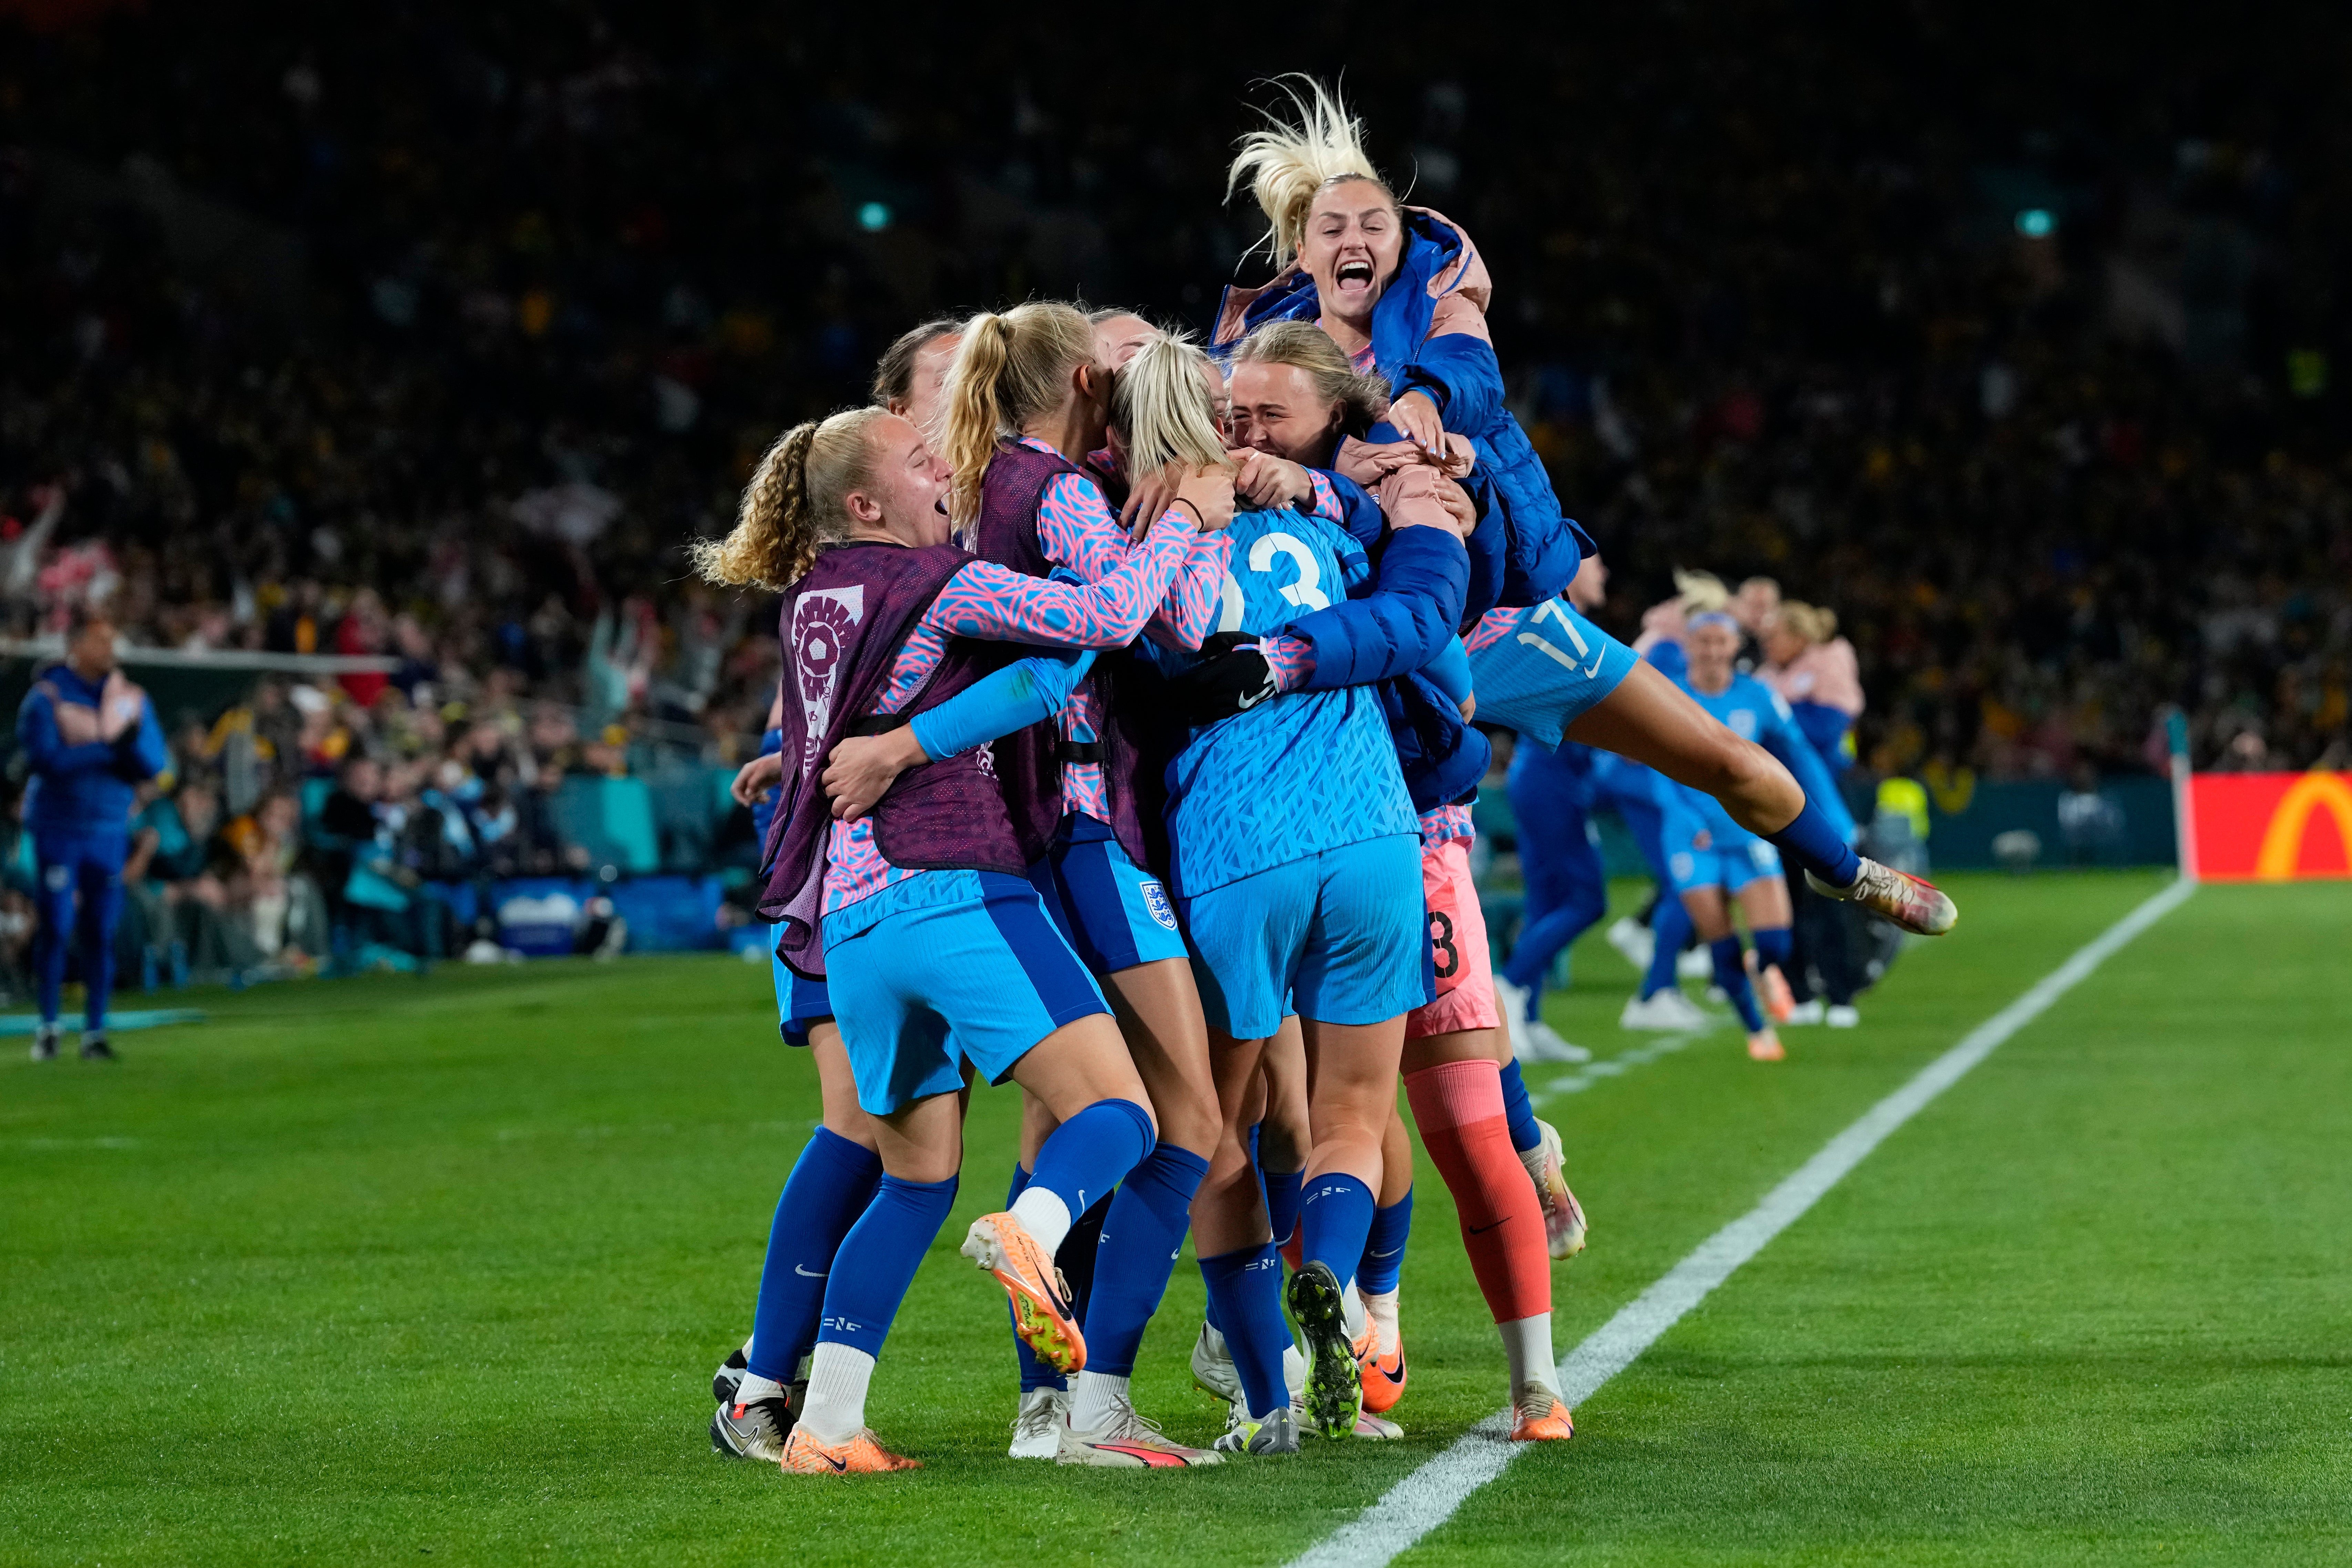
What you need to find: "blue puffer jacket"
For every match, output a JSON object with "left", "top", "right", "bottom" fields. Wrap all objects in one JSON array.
[
  {"left": 1281, "top": 483, "right": 1490, "bottom": 813},
  {"left": 1215, "top": 207, "right": 1590, "bottom": 610},
  {"left": 17, "top": 664, "right": 167, "bottom": 839}
]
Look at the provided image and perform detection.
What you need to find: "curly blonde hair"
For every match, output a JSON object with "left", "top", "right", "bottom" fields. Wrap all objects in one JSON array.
[
  {"left": 690, "top": 407, "right": 890, "bottom": 591},
  {"left": 939, "top": 301, "right": 1097, "bottom": 527},
  {"left": 1226, "top": 75, "right": 1399, "bottom": 268}
]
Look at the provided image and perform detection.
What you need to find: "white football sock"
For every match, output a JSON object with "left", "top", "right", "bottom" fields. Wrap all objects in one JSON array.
[
  {"left": 740, "top": 1335, "right": 755, "bottom": 1361},
  {"left": 1009, "top": 1186, "right": 1073, "bottom": 1257},
  {"left": 796, "top": 1344, "right": 876, "bottom": 1446},
  {"left": 1360, "top": 1288, "right": 1401, "bottom": 1357},
  {"left": 1340, "top": 1277, "right": 1367, "bottom": 1340},
  {"left": 1069, "top": 1370, "right": 1131, "bottom": 1432},
  {"left": 734, "top": 1372, "right": 785, "bottom": 1408},
  {"left": 1498, "top": 1312, "right": 1555, "bottom": 1399},
  {"left": 1202, "top": 1322, "right": 1229, "bottom": 1357}
]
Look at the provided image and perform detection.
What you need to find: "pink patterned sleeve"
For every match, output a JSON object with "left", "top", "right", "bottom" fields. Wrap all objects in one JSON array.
[
  {"left": 1304, "top": 470, "right": 1348, "bottom": 526},
  {"left": 1145, "top": 528, "right": 1235, "bottom": 651},
  {"left": 922, "top": 514, "right": 1198, "bottom": 648},
  {"left": 1036, "top": 472, "right": 1229, "bottom": 652},
  {"left": 1261, "top": 635, "right": 1316, "bottom": 692}
]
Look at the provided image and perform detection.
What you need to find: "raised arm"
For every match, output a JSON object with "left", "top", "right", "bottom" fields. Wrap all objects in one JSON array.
[
  {"left": 822, "top": 649, "right": 1097, "bottom": 821},
  {"left": 1036, "top": 472, "right": 1234, "bottom": 652},
  {"left": 923, "top": 509, "right": 1205, "bottom": 650},
  {"left": 909, "top": 649, "right": 1095, "bottom": 760}
]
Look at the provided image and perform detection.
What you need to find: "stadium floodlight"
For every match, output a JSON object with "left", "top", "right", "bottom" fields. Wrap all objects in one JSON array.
[
  {"left": 2015, "top": 207, "right": 2056, "bottom": 238},
  {"left": 858, "top": 201, "right": 893, "bottom": 233}
]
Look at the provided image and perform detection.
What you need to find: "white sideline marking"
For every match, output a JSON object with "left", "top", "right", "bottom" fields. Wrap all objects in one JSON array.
[
  {"left": 1534, "top": 1025, "right": 1711, "bottom": 1100},
  {"left": 1289, "top": 877, "right": 2195, "bottom": 1568}
]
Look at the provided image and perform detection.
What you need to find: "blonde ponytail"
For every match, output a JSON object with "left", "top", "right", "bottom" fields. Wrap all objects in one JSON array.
[
  {"left": 1109, "top": 334, "right": 1232, "bottom": 477},
  {"left": 1227, "top": 75, "right": 1394, "bottom": 268},
  {"left": 692, "top": 407, "right": 890, "bottom": 590},
  {"left": 940, "top": 301, "right": 1097, "bottom": 526}
]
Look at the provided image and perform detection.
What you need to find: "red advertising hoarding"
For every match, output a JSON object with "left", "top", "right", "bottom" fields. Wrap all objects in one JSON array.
[{"left": 2186, "top": 772, "right": 2352, "bottom": 882}]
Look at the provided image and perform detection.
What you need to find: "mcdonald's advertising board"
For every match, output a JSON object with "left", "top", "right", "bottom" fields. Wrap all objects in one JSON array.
[{"left": 2187, "top": 771, "right": 2352, "bottom": 882}]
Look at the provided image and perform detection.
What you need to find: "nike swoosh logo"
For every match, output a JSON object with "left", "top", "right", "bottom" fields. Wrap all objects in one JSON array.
[
  {"left": 1373, "top": 1359, "right": 1407, "bottom": 1386},
  {"left": 823, "top": 1453, "right": 847, "bottom": 1472},
  {"left": 1584, "top": 658, "right": 1605, "bottom": 679},
  {"left": 1235, "top": 679, "right": 1275, "bottom": 710},
  {"left": 795, "top": 1265, "right": 827, "bottom": 1278},
  {"left": 1468, "top": 1219, "right": 1509, "bottom": 1236}
]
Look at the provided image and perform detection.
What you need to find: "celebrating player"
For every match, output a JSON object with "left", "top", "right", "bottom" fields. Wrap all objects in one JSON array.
[{"left": 696, "top": 400, "right": 1230, "bottom": 1474}]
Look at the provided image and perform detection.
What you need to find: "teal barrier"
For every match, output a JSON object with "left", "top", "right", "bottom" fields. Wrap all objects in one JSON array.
[{"left": 1924, "top": 776, "right": 2174, "bottom": 869}]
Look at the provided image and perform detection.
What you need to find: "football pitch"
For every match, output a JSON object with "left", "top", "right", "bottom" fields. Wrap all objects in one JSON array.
[{"left": 5, "top": 870, "right": 2348, "bottom": 1566}]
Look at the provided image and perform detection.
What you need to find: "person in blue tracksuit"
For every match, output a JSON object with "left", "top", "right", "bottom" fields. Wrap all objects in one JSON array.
[{"left": 17, "top": 607, "right": 167, "bottom": 1061}]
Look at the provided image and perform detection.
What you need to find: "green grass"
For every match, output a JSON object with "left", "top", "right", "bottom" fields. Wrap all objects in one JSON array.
[{"left": 3, "top": 871, "right": 2346, "bottom": 1565}]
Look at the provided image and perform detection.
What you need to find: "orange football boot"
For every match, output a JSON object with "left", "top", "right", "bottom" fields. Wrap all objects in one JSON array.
[
  {"left": 961, "top": 1212, "right": 1086, "bottom": 1375},
  {"left": 778, "top": 1426, "right": 921, "bottom": 1474}
]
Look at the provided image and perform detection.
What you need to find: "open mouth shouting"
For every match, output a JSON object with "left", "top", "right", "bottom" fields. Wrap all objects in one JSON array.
[{"left": 1333, "top": 258, "right": 1377, "bottom": 299}]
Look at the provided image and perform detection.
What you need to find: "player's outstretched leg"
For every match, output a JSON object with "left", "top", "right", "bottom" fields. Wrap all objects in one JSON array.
[{"left": 1567, "top": 662, "right": 1956, "bottom": 936}]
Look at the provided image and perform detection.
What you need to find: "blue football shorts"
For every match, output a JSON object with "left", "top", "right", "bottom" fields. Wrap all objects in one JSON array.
[
  {"left": 1026, "top": 811, "right": 1188, "bottom": 976},
  {"left": 1180, "top": 832, "right": 1425, "bottom": 1041},
  {"left": 822, "top": 871, "right": 1109, "bottom": 1115},
  {"left": 1468, "top": 597, "right": 1641, "bottom": 750},
  {"left": 1667, "top": 835, "right": 1784, "bottom": 897},
  {"left": 772, "top": 922, "right": 835, "bottom": 1047}
]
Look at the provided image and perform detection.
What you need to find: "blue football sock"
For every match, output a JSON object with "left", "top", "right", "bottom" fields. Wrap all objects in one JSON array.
[
  {"left": 1497, "top": 1059, "right": 1543, "bottom": 1154},
  {"left": 1753, "top": 924, "right": 1793, "bottom": 975},
  {"left": 1300, "top": 1172, "right": 1378, "bottom": 1294},
  {"left": 814, "top": 1172, "right": 959, "bottom": 1359},
  {"left": 1004, "top": 1164, "right": 1061, "bottom": 1392},
  {"left": 1711, "top": 935, "right": 1765, "bottom": 1032},
  {"left": 1027, "top": 1098, "right": 1154, "bottom": 1233},
  {"left": 1199, "top": 1244, "right": 1291, "bottom": 1419},
  {"left": 1081, "top": 1143, "right": 1209, "bottom": 1378},
  {"left": 1265, "top": 1165, "right": 1305, "bottom": 1250},
  {"left": 1767, "top": 800, "right": 1861, "bottom": 888},
  {"left": 1357, "top": 1187, "right": 1413, "bottom": 1296},
  {"left": 747, "top": 1127, "right": 883, "bottom": 1384},
  {"left": 1644, "top": 895, "right": 1693, "bottom": 999}
]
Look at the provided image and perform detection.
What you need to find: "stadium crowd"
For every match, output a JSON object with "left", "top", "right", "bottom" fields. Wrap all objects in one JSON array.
[{"left": 0, "top": 1, "right": 2345, "bottom": 998}]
